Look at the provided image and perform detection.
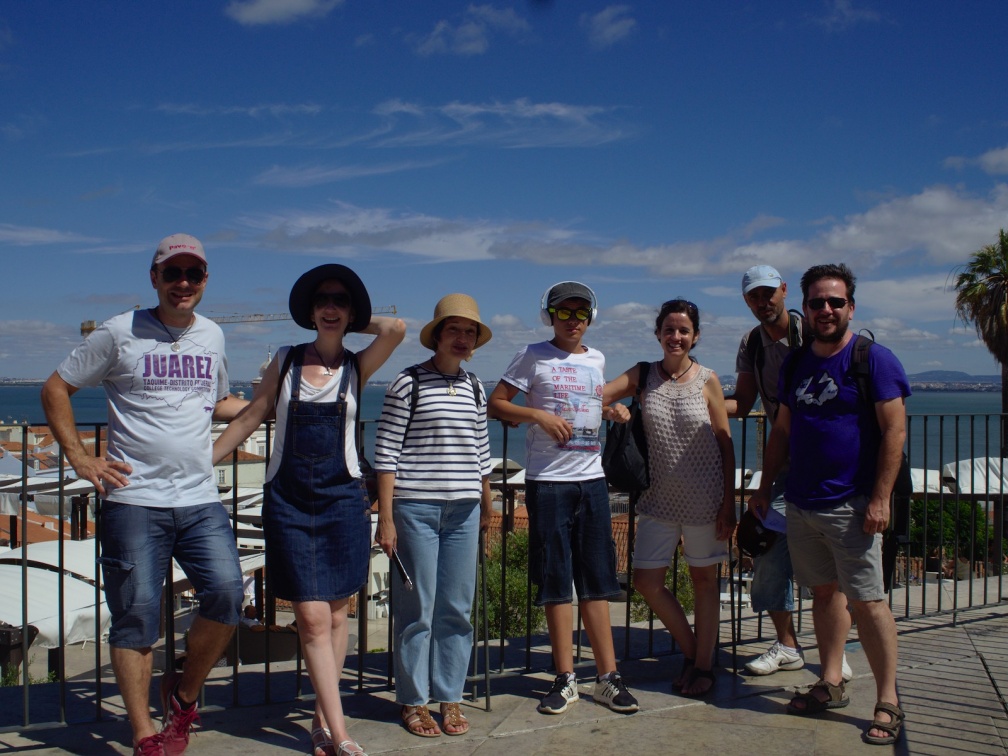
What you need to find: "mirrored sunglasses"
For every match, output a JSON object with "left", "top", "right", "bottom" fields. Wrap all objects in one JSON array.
[{"left": 549, "top": 307, "right": 591, "bottom": 322}]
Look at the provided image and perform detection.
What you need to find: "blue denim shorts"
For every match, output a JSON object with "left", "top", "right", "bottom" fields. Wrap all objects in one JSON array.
[
  {"left": 525, "top": 478, "right": 621, "bottom": 605},
  {"left": 98, "top": 501, "right": 244, "bottom": 648},
  {"left": 749, "top": 480, "right": 795, "bottom": 613}
]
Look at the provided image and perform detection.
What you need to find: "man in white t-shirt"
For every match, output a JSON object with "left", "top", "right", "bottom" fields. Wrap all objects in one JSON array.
[
  {"left": 488, "top": 281, "right": 638, "bottom": 716},
  {"left": 41, "top": 234, "right": 247, "bottom": 756}
]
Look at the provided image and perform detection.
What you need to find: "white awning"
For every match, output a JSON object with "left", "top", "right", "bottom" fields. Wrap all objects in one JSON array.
[
  {"left": 942, "top": 457, "right": 1008, "bottom": 495},
  {"left": 0, "top": 564, "right": 111, "bottom": 648},
  {"left": 0, "top": 541, "right": 265, "bottom": 649}
]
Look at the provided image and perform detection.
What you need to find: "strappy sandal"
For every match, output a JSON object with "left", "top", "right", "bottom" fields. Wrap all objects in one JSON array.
[
  {"left": 335, "top": 740, "right": 367, "bottom": 756},
  {"left": 440, "top": 702, "right": 470, "bottom": 736},
  {"left": 787, "top": 678, "right": 849, "bottom": 715},
  {"left": 310, "top": 726, "right": 333, "bottom": 756},
  {"left": 681, "top": 667, "right": 716, "bottom": 698},
  {"left": 863, "top": 701, "right": 904, "bottom": 745},
  {"left": 401, "top": 704, "right": 441, "bottom": 738},
  {"left": 673, "top": 656, "right": 695, "bottom": 690}
]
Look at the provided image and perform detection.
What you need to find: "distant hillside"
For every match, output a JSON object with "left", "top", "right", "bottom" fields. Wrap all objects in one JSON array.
[{"left": 908, "top": 370, "right": 1001, "bottom": 384}]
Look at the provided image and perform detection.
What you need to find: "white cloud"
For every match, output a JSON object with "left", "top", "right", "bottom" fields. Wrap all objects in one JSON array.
[
  {"left": 808, "top": 0, "right": 883, "bottom": 32},
  {"left": 415, "top": 4, "right": 531, "bottom": 56},
  {"left": 253, "top": 158, "right": 448, "bottom": 187},
  {"left": 0, "top": 224, "right": 101, "bottom": 246},
  {"left": 489, "top": 313, "right": 524, "bottom": 330},
  {"left": 371, "top": 97, "right": 629, "bottom": 148},
  {"left": 816, "top": 184, "right": 1008, "bottom": 265},
  {"left": 467, "top": 4, "right": 530, "bottom": 34},
  {"left": 580, "top": 5, "right": 636, "bottom": 50},
  {"left": 233, "top": 183, "right": 1008, "bottom": 294},
  {"left": 155, "top": 102, "right": 323, "bottom": 118},
  {"left": 238, "top": 201, "right": 501, "bottom": 261},
  {"left": 978, "top": 145, "right": 1008, "bottom": 175},
  {"left": 225, "top": 0, "right": 342, "bottom": 26},
  {"left": 943, "top": 145, "right": 1008, "bottom": 175}
]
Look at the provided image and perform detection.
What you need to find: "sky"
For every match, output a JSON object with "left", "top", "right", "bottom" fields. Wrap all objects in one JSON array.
[{"left": 3, "top": 1, "right": 1008, "bottom": 384}]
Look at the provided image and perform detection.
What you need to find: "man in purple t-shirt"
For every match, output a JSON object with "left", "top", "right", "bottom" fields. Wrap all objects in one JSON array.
[{"left": 749, "top": 263, "right": 910, "bottom": 746}]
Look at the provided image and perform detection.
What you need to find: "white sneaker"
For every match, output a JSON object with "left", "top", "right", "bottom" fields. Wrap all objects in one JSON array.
[
  {"left": 592, "top": 671, "right": 638, "bottom": 713},
  {"left": 744, "top": 641, "right": 805, "bottom": 675},
  {"left": 842, "top": 654, "right": 853, "bottom": 682}
]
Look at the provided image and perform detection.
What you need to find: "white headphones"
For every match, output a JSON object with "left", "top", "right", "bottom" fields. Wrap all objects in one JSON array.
[{"left": 539, "top": 281, "right": 599, "bottom": 327}]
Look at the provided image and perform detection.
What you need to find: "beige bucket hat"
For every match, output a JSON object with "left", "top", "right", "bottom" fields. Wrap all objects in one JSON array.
[{"left": 419, "top": 293, "right": 493, "bottom": 351}]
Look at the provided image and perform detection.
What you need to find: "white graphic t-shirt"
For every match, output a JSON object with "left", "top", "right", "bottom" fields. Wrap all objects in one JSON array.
[
  {"left": 58, "top": 309, "right": 228, "bottom": 508},
  {"left": 500, "top": 341, "right": 605, "bottom": 481}
]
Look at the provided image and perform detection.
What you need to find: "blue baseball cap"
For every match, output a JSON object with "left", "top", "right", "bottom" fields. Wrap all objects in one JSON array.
[{"left": 741, "top": 265, "right": 783, "bottom": 295}]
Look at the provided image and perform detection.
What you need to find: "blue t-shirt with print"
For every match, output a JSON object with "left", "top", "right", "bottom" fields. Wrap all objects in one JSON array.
[{"left": 779, "top": 336, "right": 910, "bottom": 510}]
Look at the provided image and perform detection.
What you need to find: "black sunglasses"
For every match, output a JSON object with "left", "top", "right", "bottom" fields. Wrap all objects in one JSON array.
[
  {"left": 160, "top": 266, "right": 206, "bottom": 284},
  {"left": 661, "top": 298, "right": 698, "bottom": 315},
  {"left": 312, "top": 292, "right": 352, "bottom": 309},
  {"left": 807, "top": 296, "right": 849, "bottom": 311}
]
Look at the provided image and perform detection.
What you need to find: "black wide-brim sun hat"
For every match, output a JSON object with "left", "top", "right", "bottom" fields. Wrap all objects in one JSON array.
[{"left": 288, "top": 264, "right": 372, "bottom": 332}]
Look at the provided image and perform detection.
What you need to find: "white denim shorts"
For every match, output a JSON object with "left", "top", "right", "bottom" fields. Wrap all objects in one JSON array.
[{"left": 633, "top": 513, "right": 727, "bottom": 569}]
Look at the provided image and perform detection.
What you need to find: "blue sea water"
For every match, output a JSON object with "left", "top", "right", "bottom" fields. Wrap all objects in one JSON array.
[{"left": 2, "top": 384, "right": 1002, "bottom": 471}]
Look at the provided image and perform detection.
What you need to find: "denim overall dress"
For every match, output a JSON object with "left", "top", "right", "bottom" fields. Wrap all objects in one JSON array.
[{"left": 263, "top": 348, "right": 371, "bottom": 602}]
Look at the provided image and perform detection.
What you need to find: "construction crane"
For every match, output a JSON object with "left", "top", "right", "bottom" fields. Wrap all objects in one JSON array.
[
  {"left": 81, "top": 306, "right": 397, "bottom": 338},
  {"left": 207, "top": 306, "right": 397, "bottom": 325}
]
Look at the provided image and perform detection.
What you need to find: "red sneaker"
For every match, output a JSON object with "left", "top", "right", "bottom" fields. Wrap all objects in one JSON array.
[
  {"left": 134, "top": 732, "right": 165, "bottom": 755},
  {"left": 159, "top": 671, "right": 200, "bottom": 755}
]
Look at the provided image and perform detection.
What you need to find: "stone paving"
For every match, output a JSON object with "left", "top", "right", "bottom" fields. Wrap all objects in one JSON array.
[{"left": 2, "top": 585, "right": 1006, "bottom": 755}]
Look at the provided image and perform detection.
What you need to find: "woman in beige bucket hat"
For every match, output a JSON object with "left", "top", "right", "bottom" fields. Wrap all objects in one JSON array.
[{"left": 374, "top": 294, "right": 493, "bottom": 738}]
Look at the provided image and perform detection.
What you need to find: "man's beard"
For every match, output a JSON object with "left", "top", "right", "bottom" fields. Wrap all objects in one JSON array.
[{"left": 814, "top": 319, "right": 848, "bottom": 344}]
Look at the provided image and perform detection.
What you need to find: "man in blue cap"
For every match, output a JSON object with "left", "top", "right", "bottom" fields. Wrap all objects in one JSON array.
[{"left": 726, "top": 265, "right": 851, "bottom": 682}]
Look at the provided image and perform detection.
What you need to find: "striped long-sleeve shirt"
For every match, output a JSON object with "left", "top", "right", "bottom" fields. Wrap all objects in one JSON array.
[{"left": 374, "top": 365, "right": 492, "bottom": 500}]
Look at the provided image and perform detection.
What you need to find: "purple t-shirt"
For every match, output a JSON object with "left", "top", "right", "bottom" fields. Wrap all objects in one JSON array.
[{"left": 779, "top": 337, "right": 910, "bottom": 510}]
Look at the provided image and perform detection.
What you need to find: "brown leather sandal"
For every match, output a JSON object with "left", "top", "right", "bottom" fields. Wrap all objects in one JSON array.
[
  {"left": 439, "top": 702, "right": 470, "bottom": 736},
  {"left": 786, "top": 678, "right": 849, "bottom": 715},
  {"left": 863, "top": 701, "right": 904, "bottom": 745},
  {"left": 401, "top": 705, "right": 441, "bottom": 738}
]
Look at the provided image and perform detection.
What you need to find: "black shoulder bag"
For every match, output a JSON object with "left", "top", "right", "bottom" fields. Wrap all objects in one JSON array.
[{"left": 602, "top": 361, "right": 651, "bottom": 493}]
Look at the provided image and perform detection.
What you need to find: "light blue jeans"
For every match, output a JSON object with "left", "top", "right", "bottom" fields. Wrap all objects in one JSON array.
[
  {"left": 392, "top": 497, "right": 480, "bottom": 705},
  {"left": 749, "top": 475, "right": 795, "bottom": 613}
]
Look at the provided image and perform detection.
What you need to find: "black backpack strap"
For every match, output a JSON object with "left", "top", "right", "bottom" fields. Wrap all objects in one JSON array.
[
  {"left": 791, "top": 309, "right": 812, "bottom": 347},
  {"left": 635, "top": 361, "right": 650, "bottom": 401},
  {"left": 781, "top": 340, "right": 812, "bottom": 403},
  {"left": 402, "top": 366, "right": 481, "bottom": 441},
  {"left": 402, "top": 365, "right": 421, "bottom": 440},
  {"left": 274, "top": 344, "right": 306, "bottom": 410},
  {"left": 848, "top": 331, "right": 909, "bottom": 491},
  {"left": 745, "top": 325, "right": 764, "bottom": 394},
  {"left": 347, "top": 350, "right": 363, "bottom": 453},
  {"left": 850, "top": 331, "right": 875, "bottom": 406},
  {"left": 467, "top": 372, "right": 482, "bottom": 408}
]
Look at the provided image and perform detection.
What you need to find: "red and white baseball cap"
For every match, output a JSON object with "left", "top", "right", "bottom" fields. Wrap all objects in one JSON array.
[{"left": 151, "top": 233, "right": 207, "bottom": 267}]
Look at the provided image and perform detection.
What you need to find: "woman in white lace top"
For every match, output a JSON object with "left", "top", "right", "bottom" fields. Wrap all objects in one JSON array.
[{"left": 607, "top": 298, "right": 736, "bottom": 698}]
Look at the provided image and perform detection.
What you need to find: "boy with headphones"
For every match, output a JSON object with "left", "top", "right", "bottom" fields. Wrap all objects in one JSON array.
[{"left": 488, "top": 281, "right": 638, "bottom": 715}]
